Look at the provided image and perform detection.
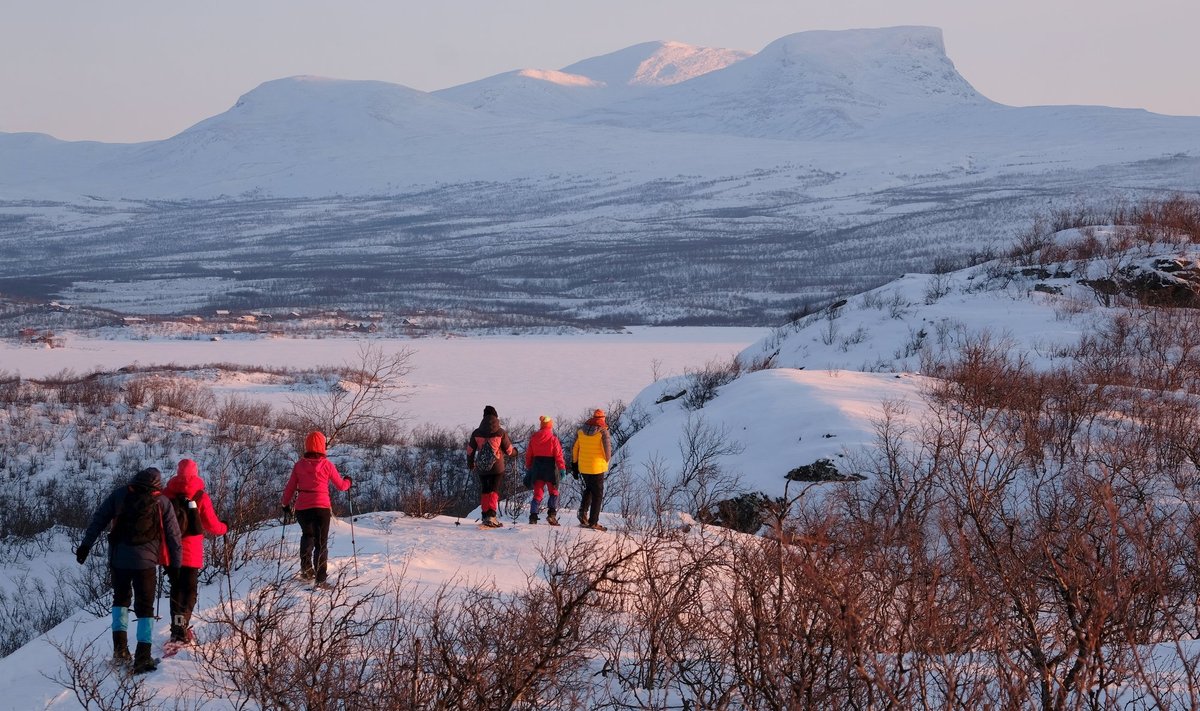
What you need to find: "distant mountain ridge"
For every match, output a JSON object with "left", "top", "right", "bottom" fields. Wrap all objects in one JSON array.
[
  {"left": 0, "top": 26, "right": 1198, "bottom": 325},
  {"left": 2, "top": 25, "right": 1196, "bottom": 200}
]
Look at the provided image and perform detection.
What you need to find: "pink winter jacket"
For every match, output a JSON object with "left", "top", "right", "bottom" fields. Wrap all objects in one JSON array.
[
  {"left": 281, "top": 455, "right": 350, "bottom": 511},
  {"left": 161, "top": 459, "right": 228, "bottom": 568}
]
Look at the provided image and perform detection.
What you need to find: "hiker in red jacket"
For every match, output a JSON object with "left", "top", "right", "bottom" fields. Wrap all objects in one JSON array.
[
  {"left": 467, "top": 405, "right": 517, "bottom": 528},
  {"left": 525, "top": 415, "right": 566, "bottom": 526},
  {"left": 162, "top": 458, "right": 227, "bottom": 644},
  {"left": 281, "top": 431, "right": 352, "bottom": 586}
]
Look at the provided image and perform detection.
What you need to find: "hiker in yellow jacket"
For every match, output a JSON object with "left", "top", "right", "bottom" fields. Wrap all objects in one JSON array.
[{"left": 571, "top": 409, "right": 612, "bottom": 531}]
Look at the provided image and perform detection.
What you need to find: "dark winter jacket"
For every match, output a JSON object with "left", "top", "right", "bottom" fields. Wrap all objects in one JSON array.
[
  {"left": 81, "top": 467, "right": 184, "bottom": 570},
  {"left": 466, "top": 415, "right": 516, "bottom": 475},
  {"left": 525, "top": 425, "right": 566, "bottom": 484},
  {"left": 162, "top": 459, "right": 227, "bottom": 568}
]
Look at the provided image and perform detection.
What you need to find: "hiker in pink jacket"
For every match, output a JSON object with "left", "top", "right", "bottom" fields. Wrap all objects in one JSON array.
[
  {"left": 162, "top": 458, "right": 227, "bottom": 644},
  {"left": 281, "top": 431, "right": 352, "bottom": 585}
]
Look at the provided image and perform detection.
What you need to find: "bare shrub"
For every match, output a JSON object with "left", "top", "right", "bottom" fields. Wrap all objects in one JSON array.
[
  {"left": 681, "top": 357, "right": 741, "bottom": 410},
  {"left": 286, "top": 343, "right": 413, "bottom": 446},
  {"left": 50, "top": 637, "right": 161, "bottom": 711}
]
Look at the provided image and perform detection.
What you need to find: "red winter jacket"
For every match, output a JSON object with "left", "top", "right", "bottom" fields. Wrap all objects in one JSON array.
[
  {"left": 525, "top": 426, "right": 566, "bottom": 471},
  {"left": 282, "top": 455, "right": 350, "bottom": 511},
  {"left": 161, "top": 459, "right": 227, "bottom": 568}
]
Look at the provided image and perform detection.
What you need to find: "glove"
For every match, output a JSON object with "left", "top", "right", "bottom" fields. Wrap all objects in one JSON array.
[
  {"left": 557, "top": 468, "right": 566, "bottom": 483},
  {"left": 75, "top": 544, "right": 90, "bottom": 565},
  {"left": 344, "top": 477, "right": 353, "bottom": 489},
  {"left": 167, "top": 564, "right": 181, "bottom": 579},
  {"left": 281, "top": 505, "right": 293, "bottom": 522},
  {"left": 570, "top": 462, "right": 579, "bottom": 477}
]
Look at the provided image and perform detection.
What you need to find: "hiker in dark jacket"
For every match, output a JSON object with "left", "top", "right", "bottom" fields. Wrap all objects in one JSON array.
[
  {"left": 281, "top": 431, "right": 352, "bottom": 587},
  {"left": 467, "top": 405, "right": 517, "bottom": 528},
  {"left": 571, "top": 409, "right": 612, "bottom": 531},
  {"left": 76, "top": 467, "right": 184, "bottom": 673},
  {"left": 162, "top": 458, "right": 227, "bottom": 644},
  {"left": 525, "top": 415, "right": 566, "bottom": 526}
]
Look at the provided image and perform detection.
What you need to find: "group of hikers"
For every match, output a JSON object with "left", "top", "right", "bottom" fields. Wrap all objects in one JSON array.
[
  {"left": 74, "top": 405, "right": 611, "bottom": 672},
  {"left": 468, "top": 405, "right": 612, "bottom": 530}
]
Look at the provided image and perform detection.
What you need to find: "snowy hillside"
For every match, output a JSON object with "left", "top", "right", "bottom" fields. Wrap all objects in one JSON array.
[
  {"left": 614, "top": 223, "right": 1200, "bottom": 500},
  {"left": 4, "top": 216, "right": 1200, "bottom": 707}
]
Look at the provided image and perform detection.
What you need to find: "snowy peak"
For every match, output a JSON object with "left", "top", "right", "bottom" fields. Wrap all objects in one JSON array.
[
  {"left": 753, "top": 26, "right": 984, "bottom": 107},
  {"left": 435, "top": 40, "right": 748, "bottom": 119},
  {"left": 575, "top": 26, "right": 988, "bottom": 139},
  {"left": 560, "top": 40, "right": 751, "bottom": 88}
]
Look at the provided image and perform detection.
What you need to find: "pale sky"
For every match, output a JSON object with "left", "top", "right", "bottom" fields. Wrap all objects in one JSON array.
[{"left": 2, "top": 0, "right": 1196, "bottom": 143}]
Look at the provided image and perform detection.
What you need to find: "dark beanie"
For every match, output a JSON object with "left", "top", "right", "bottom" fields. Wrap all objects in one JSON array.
[{"left": 483, "top": 405, "right": 498, "bottom": 418}]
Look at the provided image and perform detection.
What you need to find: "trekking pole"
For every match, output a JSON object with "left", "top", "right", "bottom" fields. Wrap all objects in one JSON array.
[
  {"left": 347, "top": 487, "right": 359, "bottom": 576},
  {"left": 275, "top": 511, "right": 288, "bottom": 583},
  {"left": 155, "top": 566, "right": 163, "bottom": 621}
]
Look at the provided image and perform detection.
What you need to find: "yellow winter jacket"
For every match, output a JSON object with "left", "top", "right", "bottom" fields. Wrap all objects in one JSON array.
[{"left": 572, "top": 426, "right": 611, "bottom": 475}]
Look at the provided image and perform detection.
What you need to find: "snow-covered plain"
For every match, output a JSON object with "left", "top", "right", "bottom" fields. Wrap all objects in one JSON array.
[{"left": 0, "top": 327, "right": 766, "bottom": 430}]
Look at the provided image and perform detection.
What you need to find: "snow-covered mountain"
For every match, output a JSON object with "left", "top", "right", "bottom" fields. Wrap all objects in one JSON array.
[
  {"left": 575, "top": 26, "right": 990, "bottom": 138},
  {"left": 1, "top": 26, "right": 1198, "bottom": 323}
]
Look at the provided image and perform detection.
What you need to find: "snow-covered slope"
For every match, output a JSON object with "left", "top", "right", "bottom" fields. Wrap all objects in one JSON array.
[{"left": 615, "top": 231, "right": 1200, "bottom": 498}]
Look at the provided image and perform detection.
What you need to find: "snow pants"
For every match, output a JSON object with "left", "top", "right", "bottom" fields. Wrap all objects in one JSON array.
[
  {"left": 478, "top": 472, "right": 501, "bottom": 517},
  {"left": 579, "top": 473, "right": 605, "bottom": 526},
  {"left": 529, "top": 480, "right": 559, "bottom": 516},
  {"left": 168, "top": 566, "right": 200, "bottom": 633},
  {"left": 111, "top": 566, "right": 157, "bottom": 618},
  {"left": 296, "top": 507, "right": 333, "bottom": 584}
]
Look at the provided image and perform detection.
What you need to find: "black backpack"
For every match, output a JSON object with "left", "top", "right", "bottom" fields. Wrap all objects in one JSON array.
[
  {"left": 171, "top": 490, "right": 205, "bottom": 537},
  {"left": 474, "top": 438, "right": 499, "bottom": 473},
  {"left": 112, "top": 486, "right": 162, "bottom": 545}
]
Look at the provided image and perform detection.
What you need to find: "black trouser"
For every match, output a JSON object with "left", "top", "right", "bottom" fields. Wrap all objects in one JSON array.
[
  {"left": 112, "top": 566, "right": 157, "bottom": 618},
  {"left": 579, "top": 473, "right": 605, "bottom": 526},
  {"left": 168, "top": 566, "right": 200, "bottom": 632},
  {"left": 296, "top": 507, "right": 333, "bottom": 583}
]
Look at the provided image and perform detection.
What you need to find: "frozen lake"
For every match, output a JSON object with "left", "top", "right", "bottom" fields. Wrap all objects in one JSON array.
[{"left": 1, "top": 327, "right": 769, "bottom": 430}]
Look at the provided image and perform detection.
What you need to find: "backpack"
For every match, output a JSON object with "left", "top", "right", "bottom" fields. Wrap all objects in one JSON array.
[
  {"left": 474, "top": 438, "right": 499, "bottom": 473},
  {"left": 112, "top": 486, "right": 162, "bottom": 545},
  {"left": 171, "top": 490, "right": 205, "bottom": 537}
]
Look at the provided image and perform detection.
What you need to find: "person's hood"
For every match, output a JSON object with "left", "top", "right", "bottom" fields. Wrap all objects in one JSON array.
[
  {"left": 164, "top": 459, "right": 205, "bottom": 498},
  {"left": 479, "top": 414, "right": 502, "bottom": 434},
  {"left": 529, "top": 427, "right": 558, "bottom": 447},
  {"left": 130, "top": 467, "right": 162, "bottom": 491}
]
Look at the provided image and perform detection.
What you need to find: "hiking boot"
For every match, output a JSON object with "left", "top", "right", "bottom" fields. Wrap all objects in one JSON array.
[
  {"left": 577, "top": 513, "right": 588, "bottom": 527},
  {"left": 482, "top": 515, "right": 504, "bottom": 528},
  {"left": 112, "top": 631, "right": 131, "bottom": 664},
  {"left": 299, "top": 569, "right": 315, "bottom": 581},
  {"left": 170, "top": 625, "right": 195, "bottom": 645},
  {"left": 132, "top": 642, "right": 157, "bottom": 674},
  {"left": 547, "top": 513, "right": 559, "bottom": 526},
  {"left": 589, "top": 523, "right": 608, "bottom": 532},
  {"left": 528, "top": 513, "right": 538, "bottom": 525}
]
